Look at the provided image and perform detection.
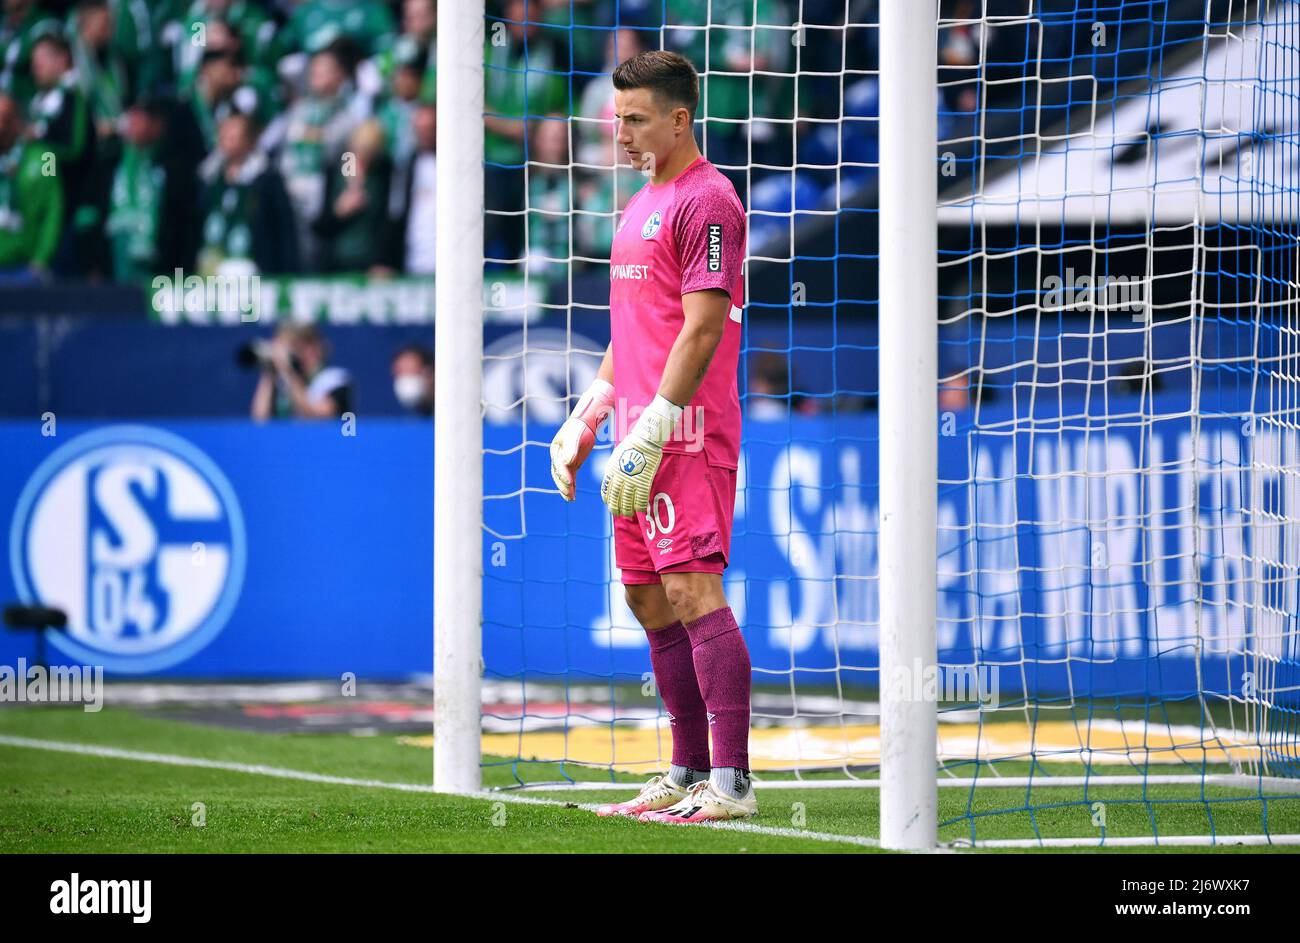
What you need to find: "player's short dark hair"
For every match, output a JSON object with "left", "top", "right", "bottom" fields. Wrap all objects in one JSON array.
[{"left": 612, "top": 50, "right": 699, "bottom": 122}]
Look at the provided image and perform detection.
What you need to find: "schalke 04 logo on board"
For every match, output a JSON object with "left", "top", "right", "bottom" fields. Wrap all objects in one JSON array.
[{"left": 9, "top": 426, "right": 246, "bottom": 672}]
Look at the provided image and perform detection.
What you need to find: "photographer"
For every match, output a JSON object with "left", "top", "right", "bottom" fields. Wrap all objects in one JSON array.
[{"left": 248, "top": 323, "right": 354, "bottom": 421}]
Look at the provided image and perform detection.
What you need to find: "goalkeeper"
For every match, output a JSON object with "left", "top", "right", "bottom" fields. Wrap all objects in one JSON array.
[{"left": 549, "top": 51, "right": 753, "bottom": 824}]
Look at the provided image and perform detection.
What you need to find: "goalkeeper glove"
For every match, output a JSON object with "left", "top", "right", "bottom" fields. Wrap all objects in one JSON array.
[
  {"left": 600, "top": 394, "right": 683, "bottom": 517},
  {"left": 550, "top": 378, "right": 616, "bottom": 501}
]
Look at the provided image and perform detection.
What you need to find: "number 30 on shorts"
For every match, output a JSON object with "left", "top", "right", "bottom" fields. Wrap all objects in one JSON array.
[{"left": 644, "top": 492, "right": 676, "bottom": 540}]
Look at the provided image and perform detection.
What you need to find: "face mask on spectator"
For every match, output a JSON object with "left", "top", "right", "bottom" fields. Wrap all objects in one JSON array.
[{"left": 394, "top": 375, "right": 427, "bottom": 409}]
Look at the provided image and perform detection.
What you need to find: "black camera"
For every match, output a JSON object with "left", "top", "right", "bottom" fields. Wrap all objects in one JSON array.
[{"left": 236, "top": 340, "right": 301, "bottom": 375}]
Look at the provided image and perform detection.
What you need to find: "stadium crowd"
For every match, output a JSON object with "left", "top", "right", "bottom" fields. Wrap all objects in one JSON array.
[
  {"left": 0, "top": 0, "right": 908, "bottom": 286},
  {"left": 0, "top": 0, "right": 1086, "bottom": 420}
]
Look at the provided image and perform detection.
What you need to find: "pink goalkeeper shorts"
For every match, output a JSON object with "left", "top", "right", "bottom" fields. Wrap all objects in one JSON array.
[{"left": 614, "top": 448, "right": 738, "bottom": 585}]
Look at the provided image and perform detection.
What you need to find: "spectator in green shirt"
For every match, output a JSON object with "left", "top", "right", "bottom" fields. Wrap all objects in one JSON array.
[
  {"left": 197, "top": 111, "right": 299, "bottom": 276},
  {"left": 272, "top": 42, "right": 369, "bottom": 270},
  {"left": 190, "top": 46, "right": 277, "bottom": 153},
  {"left": 71, "top": 0, "right": 134, "bottom": 142},
  {"left": 375, "top": 53, "right": 424, "bottom": 180},
  {"left": 50, "top": 0, "right": 162, "bottom": 113},
  {"left": 27, "top": 32, "right": 102, "bottom": 276},
  {"left": 372, "top": 0, "right": 436, "bottom": 106},
  {"left": 163, "top": 0, "right": 277, "bottom": 95},
  {"left": 105, "top": 96, "right": 200, "bottom": 284},
  {"left": 0, "top": 92, "right": 62, "bottom": 281},
  {"left": 71, "top": 0, "right": 137, "bottom": 263},
  {"left": 29, "top": 33, "right": 94, "bottom": 179},
  {"left": 96, "top": 0, "right": 160, "bottom": 96},
  {"left": 0, "top": 0, "right": 62, "bottom": 107},
  {"left": 312, "top": 119, "right": 393, "bottom": 273}
]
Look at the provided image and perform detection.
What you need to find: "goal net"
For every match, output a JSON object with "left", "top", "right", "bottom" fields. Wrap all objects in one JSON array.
[
  {"left": 931, "top": 0, "right": 1300, "bottom": 846},
  {"left": 467, "top": 0, "right": 1300, "bottom": 847}
]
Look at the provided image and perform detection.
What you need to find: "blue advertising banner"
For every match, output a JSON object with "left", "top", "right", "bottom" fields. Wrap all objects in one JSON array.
[
  {"left": 2, "top": 421, "right": 433, "bottom": 677},
  {"left": 0, "top": 402, "right": 1284, "bottom": 698}
]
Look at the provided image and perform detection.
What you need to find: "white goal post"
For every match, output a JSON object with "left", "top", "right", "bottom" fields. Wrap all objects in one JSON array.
[
  {"left": 434, "top": 0, "right": 485, "bottom": 795},
  {"left": 878, "top": 0, "right": 939, "bottom": 852}
]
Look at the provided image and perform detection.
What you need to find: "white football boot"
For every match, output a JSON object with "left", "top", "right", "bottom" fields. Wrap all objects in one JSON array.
[
  {"left": 594, "top": 773, "right": 691, "bottom": 817},
  {"left": 637, "top": 778, "right": 758, "bottom": 824}
]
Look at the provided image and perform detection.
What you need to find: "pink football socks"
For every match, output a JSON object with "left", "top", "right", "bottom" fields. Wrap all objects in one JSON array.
[
  {"left": 683, "top": 606, "right": 751, "bottom": 772},
  {"left": 645, "top": 620, "right": 711, "bottom": 772}
]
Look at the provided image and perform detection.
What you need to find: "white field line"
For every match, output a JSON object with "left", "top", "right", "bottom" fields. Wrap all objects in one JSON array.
[
  {"left": 9, "top": 735, "right": 1296, "bottom": 850},
  {"left": 0, "top": 735, "right": 879, "bottom": 850}
]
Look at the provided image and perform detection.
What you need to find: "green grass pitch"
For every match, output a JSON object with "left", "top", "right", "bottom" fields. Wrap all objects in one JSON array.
[{"left": 2, "top": 706, "right": 1299, "bottom": 853}]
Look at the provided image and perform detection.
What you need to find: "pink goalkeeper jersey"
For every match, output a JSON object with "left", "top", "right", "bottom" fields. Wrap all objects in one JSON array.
[{"left": 609, "top": 155, "right": 746, "bottom": 470}]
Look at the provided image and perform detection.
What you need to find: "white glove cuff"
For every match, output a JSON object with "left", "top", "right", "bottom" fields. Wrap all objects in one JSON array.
[
  {"left": 633, "top": 394, "right": 684, "bottom": 446},
  {"left": 571, "top": 378, "right": 616, "bottom": 427}
]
